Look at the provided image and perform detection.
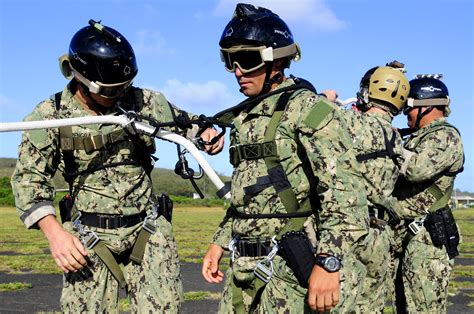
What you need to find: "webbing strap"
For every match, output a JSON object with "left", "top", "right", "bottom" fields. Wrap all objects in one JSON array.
[
  {"left": 231, "top": 274, "right": 266, "bottom": 313},
  {"left": 262, "top": 92, "right": 302, "bottom": 218},
  {"left": 427, "top": 183, "right": 453, "bottom": 213},
  {"left": 60, "top": 129, "right": 128, "bottom": 152},
  {"left": 93, "top": 241, "right": 127, "bottom": 288},
  {"left": 129, "top": 228, "right": 153, "bottom": 264}
]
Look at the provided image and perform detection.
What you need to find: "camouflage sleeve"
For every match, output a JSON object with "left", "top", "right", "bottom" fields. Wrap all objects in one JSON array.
[
  {"left": 403, "top": 128, "right": 463, "bottom": 182},
  {"left": 10, "top": 99, "right": 60, "bottom": 229},
  {"left": 211, "top": 208, "right": 234, "bottom": 249},
  {"left": 296, "top": 95, "right": 369, "bottom": 259}
]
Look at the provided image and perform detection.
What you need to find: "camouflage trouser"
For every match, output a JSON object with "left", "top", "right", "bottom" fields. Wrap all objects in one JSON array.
[
  {"left": 397, "top": 228, "right": 454, "bottom": 313},
  {"left": 354, "top": 226, "right": 393, "bottom": 312},
  {"left": 218, "top": 253, "right": 366, "bottom": 313},
  {"left": 61, "top": 216, "right": 183, "bottom": 313}
]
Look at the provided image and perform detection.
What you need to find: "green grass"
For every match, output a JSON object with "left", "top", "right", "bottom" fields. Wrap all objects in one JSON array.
[
  {"left": 0, "top": 206, "right": 228, "bottom": 274},
  {"left": 0, "top": 281, "right": 33, "bottom": 292}
]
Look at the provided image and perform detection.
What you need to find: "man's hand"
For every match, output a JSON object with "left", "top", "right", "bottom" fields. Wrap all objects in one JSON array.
[
  {"left": 321, "top": 89, "right": 339, "bottom": 103},
  {"left": 200, "top": 127, "right": 224, "bottom": 155},
  {"left": 202, "top": 243, "right": 225, "bottom": 283},
  {"left": 307, "top": 265, "right": 340, "bottom": 312},
  {"left": 38, "top": 215, "right": 88, "bottom": 273}
]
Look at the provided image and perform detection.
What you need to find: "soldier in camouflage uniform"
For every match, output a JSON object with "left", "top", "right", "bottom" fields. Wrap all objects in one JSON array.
[
  {"left": 392, "top": 76, "right": 464, "bottom": 313},
  {"left": 10, "top": 20, "right": 222, "bottom": 313},
  {"left": 343, "top": 65, "right": 409, "bottom": 312},
  {"left": 201, "top": 4, "right": 369, "bottom": 313}
]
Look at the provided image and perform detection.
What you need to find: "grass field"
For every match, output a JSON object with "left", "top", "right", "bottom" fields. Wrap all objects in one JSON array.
[
  {"left": 0, "top": 206, "right": 473, "bottom": 309},
  {"left": 0, "top": 205, "right": 228, "bottom": 274}
]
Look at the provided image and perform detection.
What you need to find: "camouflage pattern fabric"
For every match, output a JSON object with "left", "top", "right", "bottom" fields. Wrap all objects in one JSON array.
[
  {"left": 343, "top": 109, "right": 404, "bottom": 312},
  {"left": 212, "top": 78, "right": 370, "bottom": 311},
  {"left": 61, "top": 216, "right": 183, "bottom": 313},
  {"left": 392, "top": 118, "right": 464, "bottom": 312},
  {"left": 218, "top": 253, "right": 366, "bottom": 313},
  {"left": 11, "top": 83, "right": 190, "bottom": 311}
]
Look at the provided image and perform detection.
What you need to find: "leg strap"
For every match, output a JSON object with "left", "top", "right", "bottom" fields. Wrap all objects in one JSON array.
[{"left": 92, "top": 241, "right": 127, "bottom": 289}]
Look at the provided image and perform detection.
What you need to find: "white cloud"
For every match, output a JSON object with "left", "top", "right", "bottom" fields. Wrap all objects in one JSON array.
[
  {"left": 155, "top": 79, "right": 241, "bottom": 115},
  {"left": 132, "top": 29, "right": 174, "bottom": 56},
  {"left": 213, "top": 0, "right": 346, "bottom": 31}
]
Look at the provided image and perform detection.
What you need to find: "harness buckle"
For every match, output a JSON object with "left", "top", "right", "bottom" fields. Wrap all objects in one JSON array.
[
  {"left": 253, "top": 236, "right": 279, "bottom": 283},
  {"left": 82, "top": 230, "right": 100, "bottom": 250},
  {"left": 142, "top": 216, "right": 157, "bottom": 234},
  {"left": 408, "top": 219, "right": 424, "bottom": 235},
  {"left": 228, "top": 235, "right": 240, "bottom": 262},
  {"left": 254, "top": 259, "right": 274, "bottom": 284},
  {"left": 72, "top": 212, "right": 100, "bottom": 250}
]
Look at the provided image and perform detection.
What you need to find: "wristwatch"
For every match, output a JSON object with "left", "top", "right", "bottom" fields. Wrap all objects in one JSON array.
[{"left": 315, "top": 255, "right": 341, "bottom": 272}]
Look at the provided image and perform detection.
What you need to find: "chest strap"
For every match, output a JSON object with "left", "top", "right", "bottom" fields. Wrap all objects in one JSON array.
[
  {"left": 230, "top": 142, "right": 277, "bottom": 166},
  {"left": 60, "top": 129, "right": 128, "bottom": 153}
]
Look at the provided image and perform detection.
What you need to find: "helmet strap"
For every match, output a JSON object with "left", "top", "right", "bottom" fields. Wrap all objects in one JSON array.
[
  {"left": 260, "top": 62, "right": 274, "bottom": 95},
  {"left": 414, "top": 106, "right": 435, "bottom": 129}
]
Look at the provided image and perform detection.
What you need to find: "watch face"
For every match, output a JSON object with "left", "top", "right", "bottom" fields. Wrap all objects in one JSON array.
[{"left": 324, "top": 257, "right": 340, "bottom": 272}]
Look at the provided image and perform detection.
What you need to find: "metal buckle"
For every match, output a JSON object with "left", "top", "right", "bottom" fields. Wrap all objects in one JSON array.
[
  {"left": 72, "top": 212, "right": 100, "bottom": 250},
  {"left": 408, "top": 220, "right": 423, "bottom": 235},
  {"left": 253, "top": 236, "right": 279, "bottom": 283},
  {"left": 254, "top": 260, "right": 274, "bottom": 283},
  {"left": 142, "top": 216, "right": 156, "bottom": 234},
  {"left": 228, "top": 235, "right": 240, "bottom": 262},
  {"left": 82, "top": 230, "right": 100, "bottom": 250}
]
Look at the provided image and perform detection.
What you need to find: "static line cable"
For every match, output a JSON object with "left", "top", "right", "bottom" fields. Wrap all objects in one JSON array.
[
  {"left": 0, "top": 115, "right": 230, "bottom": 199},
  {"left": 334, "top": 97, "right": 358, "bottom": 107}
]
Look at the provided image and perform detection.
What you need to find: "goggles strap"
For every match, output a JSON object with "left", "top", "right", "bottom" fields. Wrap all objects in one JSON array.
[
  {"left": 410, "top": 98, "right": 450, "bottom": 107},
  {"left": 272, "top": 44, "right": 299, "bottom": 60}
]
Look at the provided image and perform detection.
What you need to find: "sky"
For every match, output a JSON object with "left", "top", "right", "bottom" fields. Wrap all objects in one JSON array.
[{"left": 0, "top": 0, "right": 473, "bottom": 192}]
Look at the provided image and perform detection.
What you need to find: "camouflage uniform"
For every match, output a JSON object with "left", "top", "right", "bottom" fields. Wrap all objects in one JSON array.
[
  {"left": 344, "top": 108, "right": 404, "bottom": 312},
  {"left": 212, "top": 79, "right": 370, "bottom": 313},
  {"left": 392, "top": 117, "right": 464, "bottom": 313},
  {"left": 11, "top": 84, "right": 188, "bottom": 312}
]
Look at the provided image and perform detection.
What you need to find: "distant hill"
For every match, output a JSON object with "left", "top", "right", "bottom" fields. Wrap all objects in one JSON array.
[{"left": 0, "top": 157, "right": 229, "bottom": 198}]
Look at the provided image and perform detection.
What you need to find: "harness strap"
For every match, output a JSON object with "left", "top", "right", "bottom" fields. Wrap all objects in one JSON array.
[
  {"left": 426, "top": 183, "right": 453, "bottom": 213},
  {"left": 231, "top": 275, "right": 267, "bottom": 313},
  {"left": 230, "top": 142, "right": 277, "bottom": 166},
  {"left": 356, "top": 125, "right": 399, "bottom": 166},
  {"left": 93, "top": 241, "right": 127, "bottom": 288},
  {"left": 60, "top": 129, "right": 128, "bottom": 153},
  {"left": 129, "top": 226, "right": 154, "bottom": 264}
]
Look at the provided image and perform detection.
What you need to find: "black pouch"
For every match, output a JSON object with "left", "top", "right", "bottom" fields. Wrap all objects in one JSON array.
[
  {"left": 440, "top": 208, "right": 460, "bottom": 259},
  {"left": 59, "top": 194, "right": 74, "bottom": 223},
  {"left": 157, "top": 194, "right": 173, "bottom": 223},
  {"left": 424, "top": 210, "right": 447, "bottom": 247},
  {"left": 278, "top": 231, "right": 315, "bottom": 288}
]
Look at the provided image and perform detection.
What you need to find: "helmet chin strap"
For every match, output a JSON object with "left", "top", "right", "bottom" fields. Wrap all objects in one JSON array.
[
  {"left": 414, "top": 106, "right": 434, "bottom": 129},
  {"left": 259, "top": 62, "right": 283, "bottom": 96}
]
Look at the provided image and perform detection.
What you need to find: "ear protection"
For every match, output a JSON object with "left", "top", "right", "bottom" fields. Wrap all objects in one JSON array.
[{"left": 58, "top": 54, "right": 73, "bottom": 80}]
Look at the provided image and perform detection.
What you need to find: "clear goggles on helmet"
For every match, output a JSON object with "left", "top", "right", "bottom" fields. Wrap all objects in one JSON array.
[
  {"left": 71, "top": 67, "right": 133, "bottom": 99},
  {"left": 220, "top": 44, "right": 300, "bottom": 74}
]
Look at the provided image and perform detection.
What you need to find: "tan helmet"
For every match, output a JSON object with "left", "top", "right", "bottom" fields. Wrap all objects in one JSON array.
[{"left": 368, "top": 66, "right": 410, "bottom": 112}]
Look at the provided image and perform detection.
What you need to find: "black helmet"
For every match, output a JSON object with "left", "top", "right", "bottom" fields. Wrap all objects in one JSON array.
[
  {"left": 59, "top": 20, "right": 137, "bottom": 98},
  {"left": 408, "top": 76, "right": 449, "bottom": 102},
  {"left": 403, "top": 75, "right": 450, "bottom": 129},
  {"left": 219, "top": 3, "right": 300, "bottom": 60}
]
